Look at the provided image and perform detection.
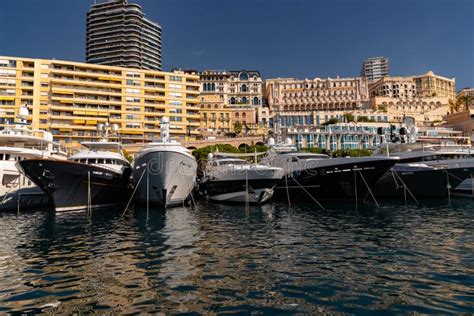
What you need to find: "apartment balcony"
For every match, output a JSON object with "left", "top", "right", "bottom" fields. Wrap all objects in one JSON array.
[
  {"left": 187, "top": 121, "right": 201, "bottom": 127},
  {"left": 187, "top": 114, "right": 200, "bottom": 120},
  {"left": 52, "top": 86, "right": 122, "bottom": 97},
  {"left": 186, "top": 105, "right": 200, "bottom": 111},
  {"left": 51, "top": 96, "right": 122, "bottom": 106}
]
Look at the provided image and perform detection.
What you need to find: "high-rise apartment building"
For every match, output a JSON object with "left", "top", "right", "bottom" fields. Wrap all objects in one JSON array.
[
  {"left": 360, "top": 57, "right": 389, "bottom": 83},
  {"left": 0, "top": 56, "right": 200, "bottom": 148},
  {"left": 86, "top": 0, "right": 162, "bottom": 71}
]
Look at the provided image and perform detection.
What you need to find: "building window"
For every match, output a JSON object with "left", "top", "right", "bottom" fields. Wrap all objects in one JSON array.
[
  {"left": 239, "top": 72, "right": 248, "bottom": 81},
  {"left": 170, "top": 75, "right": 182, "bottom": 82},
  {"left": 252, "top": 97, "right": 259, "bottom": 106},
  {"left": 241, "top": 84, "right": 248, "bottom": 92},
  {"left": 230, "top": 97, "right": 236, "bottom": 104},
  {"left": 241, "top": 97, "right": 248, "bottom": 104}
]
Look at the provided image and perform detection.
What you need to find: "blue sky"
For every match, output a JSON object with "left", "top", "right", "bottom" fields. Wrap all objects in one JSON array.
[{"left": 0, "top": 0, "right": 472, "bottom": 89}]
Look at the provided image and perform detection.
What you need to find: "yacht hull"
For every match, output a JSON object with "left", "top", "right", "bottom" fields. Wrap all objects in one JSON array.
[
  {"left": 453, "top": 177, "right": 474, "bottom": 198},
  {"left": 274, "top": 157, "right": 398, "bottom": 201},
  {"left": 133, "top": 150, "right": 197, "bottom": 208},
  {"left": 202, "top": 178, "right": 281, "bottom": 204},
  {"left": 201, "top": 167, "right": 284, "bottom": 204},
  {"left": 18, "top": 159, "right": 131, "bottom": 212},
  {"left": 374, "top": 165, "right": 474, "bottom": 198},
  {"left": 0, "top": 186, "right": 52, "bottom": 211}
]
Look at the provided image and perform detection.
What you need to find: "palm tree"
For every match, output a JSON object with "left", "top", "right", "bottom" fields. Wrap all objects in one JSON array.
[
  {"left": 457, "top": 95, "right": 472, "bottom": 111},
  {"left": 448, "top": 98, "right": 461, "bottom": 113}
]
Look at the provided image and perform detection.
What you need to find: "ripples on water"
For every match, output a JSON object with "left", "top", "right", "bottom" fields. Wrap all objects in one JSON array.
[{"left": 0, "top": 200, "right": 473, "bottom": 314}]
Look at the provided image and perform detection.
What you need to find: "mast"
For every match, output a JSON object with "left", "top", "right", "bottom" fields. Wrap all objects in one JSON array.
[{"left": 160, "top": 117, "right": 170, "bottom": 143}]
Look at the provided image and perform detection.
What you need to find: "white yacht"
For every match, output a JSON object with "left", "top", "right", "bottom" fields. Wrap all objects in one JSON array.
[
  {"left": 132, "top": 117, "right": 197, "bottom": 208},
  {"left": 200, "top": 152, "right": 284, "bottom": 204},
  {"left": 0, "top": 106, "right": 67, "bottom": 211},
  {"left": 19, "top": 122, "right": 132, "bottom": 212}
]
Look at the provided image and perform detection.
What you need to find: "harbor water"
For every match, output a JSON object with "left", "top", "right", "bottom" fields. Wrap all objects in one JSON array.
[{"left": 0, "top": 200, "right": 473, "bottom": 314}]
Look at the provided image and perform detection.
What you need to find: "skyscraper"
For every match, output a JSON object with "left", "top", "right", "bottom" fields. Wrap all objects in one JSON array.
[
  {"left": 86, "top": 0, "right": 162, "bottom": 71},
  {"left": 360, "top": 56, "right": 389, "bottom": 83}
]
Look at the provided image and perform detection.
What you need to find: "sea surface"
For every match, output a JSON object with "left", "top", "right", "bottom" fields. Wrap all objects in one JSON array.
[{"left": 0, "top": 199, "right": 473, "bottom": 314}]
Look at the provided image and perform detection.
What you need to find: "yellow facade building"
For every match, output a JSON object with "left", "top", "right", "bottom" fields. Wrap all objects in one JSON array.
[
  {"left": 413, "top": 71, "right": 455, "bottom": 99},
  {"left": 199, "top": 94, "right": 232, "bottom": 136},
  {"left": 0, "top": 56, "right": 200, "bottom": 148}
]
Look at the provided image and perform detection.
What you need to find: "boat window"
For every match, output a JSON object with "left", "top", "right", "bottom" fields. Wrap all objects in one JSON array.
[
  {"left": 227, "top": 160, "right": 246, "bottom": 165},
  {"left": 79, "top": 159, "right": 87, "bottom": 163},
  {"left": 105, "top": 159, "right": 112, "bottom": 164},
  {"left": 5, "top": 154, "right": 10, "bottom": 161},
  {"left": 297, "top": 155, "right": 325, "bottom": 160},
  {"left": 0, "top": 154, "right": 3, "bottom": 160},
  {"left": 89, "top": 159, "right": 97, "bottom": 164},
  {"left": 2, "top": 174, "right": 19, "bottom": 187}
]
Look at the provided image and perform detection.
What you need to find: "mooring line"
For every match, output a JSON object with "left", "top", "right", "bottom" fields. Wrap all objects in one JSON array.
[
  {"left": 392, "top": 170, "right": 419, "bottom": 204},
  {"left": 284, "top": 173, "right": 291, "bottom": 207},
  {"left": 121, "top": 167, "right": 146, "bottom": 217},
  {"left": 358, "top": 171, "right": 379, "bottom": 208},
  {"left": 292, "top": 177, "right": 325, "bottom": 210}
]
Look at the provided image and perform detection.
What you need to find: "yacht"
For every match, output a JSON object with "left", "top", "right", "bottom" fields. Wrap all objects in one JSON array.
[
  {"left": 261, "top": 138, "right": 399, "bottom": 202},
  {"left": 200, "top": 152, "right": 284, "bottom": 204},
  {"left": 18, "top": 123, "right": 132, "bottom": 212},
  {"left": 372, "top": 143, "right": 474, "bottom": 199},
  {"left": 132, "top": 117, "right": 197, "bottom": 208},
  {"left": 0, "top": 106, "right": 67, "bottom": 211}
]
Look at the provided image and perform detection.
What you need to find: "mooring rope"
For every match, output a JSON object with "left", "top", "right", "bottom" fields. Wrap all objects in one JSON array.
[
  {"left": 121, "top": 167, "right": 147, "bottom": 217},
  {"left": 291, "top": 177, "right": 325, "bottom": 210}
]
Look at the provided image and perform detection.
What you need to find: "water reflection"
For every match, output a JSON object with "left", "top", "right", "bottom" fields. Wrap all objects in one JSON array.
[{"left": 0, "top": 199, "right": 472, "bottom": 313}]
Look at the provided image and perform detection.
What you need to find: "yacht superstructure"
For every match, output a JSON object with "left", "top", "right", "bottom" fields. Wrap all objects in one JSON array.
[
  {"left": 132, "top": 117, "right": 197, "bottom": 208},
  {"left": 0, "top": 107, "right": 67, "bottom": 211}
]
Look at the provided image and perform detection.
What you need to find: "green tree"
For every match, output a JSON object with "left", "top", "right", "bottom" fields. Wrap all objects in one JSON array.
[
  {"left": 356, "top": 116, "right": 375, "bottom": 123},
  {"left": 322, "top": 118, "right": 339, "bottom": 126},
  {"left": 301, "top": 147, "right": 330, "bottom": 156},
  {"left": 449, "top": 98, "right": 462, "bottom": 113},
  {"left": 233, "top": 121, "right": 242, "bottom": 135},
  {"left": 377, "top": 104, "right": 388, "bottom": 112},
  {"left": 192, "top": 144, "right": 241, "bottom": 167},
  {"left": 331, "top": 149, "right": 373, "bottom": 157},
  {"left": 458, "top": 95, "right": 472, "bottom": 111},
  {"left": 343, "top": 112, "right": 355, "bottom": 122}
]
